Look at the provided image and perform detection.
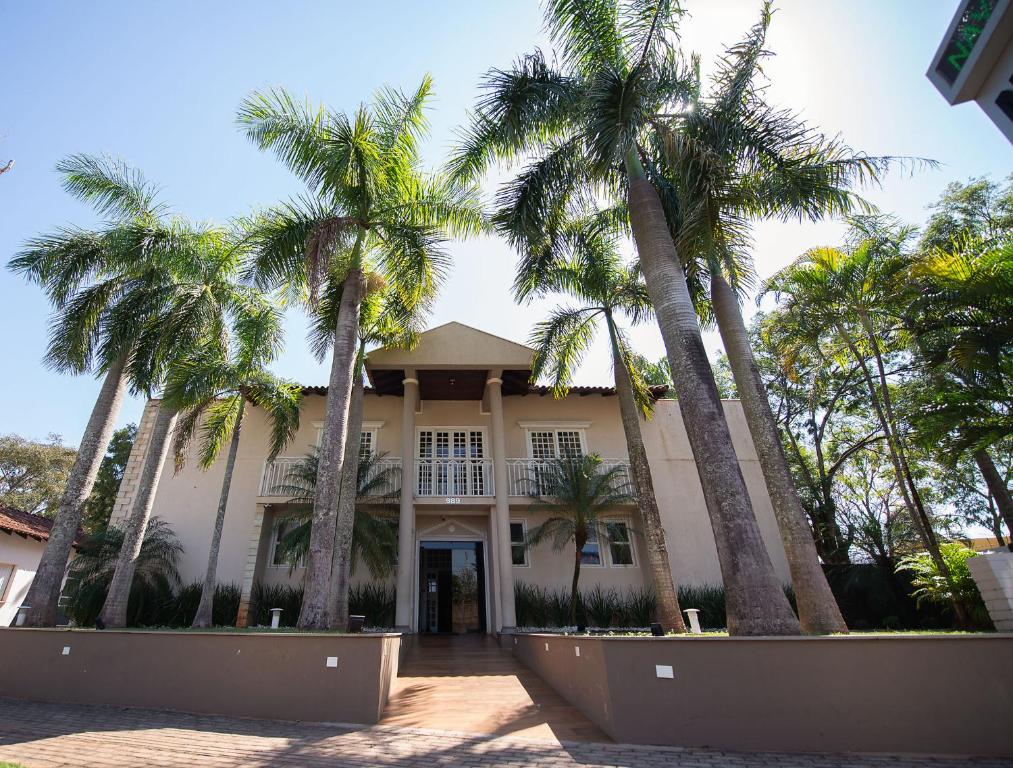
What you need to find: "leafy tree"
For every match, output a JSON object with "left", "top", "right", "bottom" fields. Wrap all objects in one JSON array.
[
  {"left": 237, "top": 77, "right": 483, "bottom": 629},
  {"left": 524, "top": 455, "right": 634, "bottom": 627},
  {"left": 938, "top": 443, "right": 1013, "bottom": 547},
  {"left": 163, "top": 296, "right": 301, "bottom": 628},
  {"left": 919, "top": 175, "right": 1013, "bottom": 252},
  {"left": 81, "top": 424, "right": 136, "bottom": 533},
  {"left": 0, "top": 434, "right": 76, "bottom": 516},
  {"left": 522, "top": 217, "right": 685, "bottom": 632},
  {"left": 454, "top": 0, "right": 799, "bottom": 635}
]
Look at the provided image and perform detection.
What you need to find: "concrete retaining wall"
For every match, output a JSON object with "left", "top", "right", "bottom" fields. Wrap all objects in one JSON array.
[
  {"left": 512, "top": 633, "right": 1013, "bottom": 756},
  {"left": 968, "top": 550, "right": 1013, "bottom": 631},
  {"left": 0, "top": 628, "right": 402, "bottom": 724}
]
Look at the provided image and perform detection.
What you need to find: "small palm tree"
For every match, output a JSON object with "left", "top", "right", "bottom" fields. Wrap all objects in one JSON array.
[
  {"left": 64, "top": 517, "right": 182, "bottom": 627},
  {"left": 525, "top": 454, "right": 634, "bottom": 627},
  {"left": 238, "top": 77, "right": 484, "bottom": 628},
  {"left": 272, "top": 450, "right": 400, "bottom": 581},
  {"left": 164, "top": 297, "right": 302, "bottom": 628},
  {"left": 522, "top": 217, "right": 685, "bottom": 632}
]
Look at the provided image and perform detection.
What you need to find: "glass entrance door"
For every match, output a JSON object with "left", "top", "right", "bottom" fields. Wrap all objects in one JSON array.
[{"left": 417, "top": 541, "right": 486, "bottom": 633}]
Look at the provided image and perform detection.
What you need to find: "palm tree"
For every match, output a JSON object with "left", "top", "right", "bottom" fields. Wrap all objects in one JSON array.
[
  {"left": 163, "top": 297, "right": 302, "bottom": 628},
  {"left": 520, "top": 217, "right": 685, "bottom": 632},
  {"left": 8, "top": 154, "right": 178, "bottom": 626},
  {"left": 272, "top": 450, "right": 400, "bottom": 581},
  {"left": 763, "top": 224, "right": 971, "bottom": 624},
  {"left": 525, "top": 454, "right": 634, "bottom": 627},
  {"left": 63, "top": 517, "right": 183, "bottom": 628},
  {"left": 98, "top": 223, "right": 249, "bottom": 628},
  {"left": 237, "top": 77, "right": 484, "bottom": 628},
  {"left": 452, "top": 0, "right": 799, "bottom": 634},
  {"left": 645, "top": 6, "right": 910, "bottom": 633}
]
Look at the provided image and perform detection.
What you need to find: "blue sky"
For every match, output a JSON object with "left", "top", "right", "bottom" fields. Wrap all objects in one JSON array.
[{"left": 1, "top": 0, "right": 1011, "bottom": 445}]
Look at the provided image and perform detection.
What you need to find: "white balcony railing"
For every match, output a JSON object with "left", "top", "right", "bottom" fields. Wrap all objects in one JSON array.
[
  {"left": 505, "top": 458, "right": 633, "bottom": 497},
  {"left": 415, "top": 458, "right": 494, "bottom": 497},
  {"left": 259, "top": 456, "right": 402, "bottom": 497}
]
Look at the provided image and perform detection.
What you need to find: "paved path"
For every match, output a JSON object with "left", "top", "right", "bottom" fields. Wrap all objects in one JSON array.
[
  {"left": 1, "top": 699, "right": 1011, "bottom": 768},
  {"left": 378, "top": 633, "right": 608, "bottom": 742}
]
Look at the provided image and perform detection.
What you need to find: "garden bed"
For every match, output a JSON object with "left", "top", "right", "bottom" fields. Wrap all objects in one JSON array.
[
  {"left": 0, "top": 627, "right": 402, "bottom": 724},
  {"left": 511, "top": 631, "right": 1012, "bottom": 756}
]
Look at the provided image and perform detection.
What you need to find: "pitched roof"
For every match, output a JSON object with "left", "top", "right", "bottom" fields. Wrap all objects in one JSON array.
[
  {"left": 0, "top": 505, "right": 61, "bottom": 543},
  {"left": 300, "top": 383, "right": 671, "bottom": 399},
  {"left": 366, "top": 321, "right": 535, "bottom": 370}
]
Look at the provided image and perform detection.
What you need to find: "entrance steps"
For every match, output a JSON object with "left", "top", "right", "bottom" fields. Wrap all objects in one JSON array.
[{"left": 378, "top": 634, "right": 608, "bottom": 743}]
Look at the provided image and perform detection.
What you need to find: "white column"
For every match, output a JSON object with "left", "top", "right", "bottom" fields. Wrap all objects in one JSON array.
[
  {"left": 236, "top": 504, "right": 267, "bottom": 628},
  {"left": 486, "top": 374, "right": 516, "bottom": 630},
  {"left": 395, "top": 371, "right": 418, "bottom": 630}
]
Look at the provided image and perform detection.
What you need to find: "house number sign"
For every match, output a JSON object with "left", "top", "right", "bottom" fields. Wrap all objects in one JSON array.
[{"left": 445, "top": 497, "right": 462, "bottom": 504}]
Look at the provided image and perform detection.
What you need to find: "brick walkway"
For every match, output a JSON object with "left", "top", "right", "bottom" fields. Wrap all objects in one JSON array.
[{"left": 1, "top": 699, "right": 1011, "bottom": 768}]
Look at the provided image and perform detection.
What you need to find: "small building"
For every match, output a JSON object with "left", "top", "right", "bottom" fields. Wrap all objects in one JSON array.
[
  {"left": 928, "top": 0, "right": 1013, "bottom": 142},
  {"left": 0, "top": 506, "right": 71, "bottom": 626},
  {"left": 111, "top": 322, "right": 791, "bottom": 633}
]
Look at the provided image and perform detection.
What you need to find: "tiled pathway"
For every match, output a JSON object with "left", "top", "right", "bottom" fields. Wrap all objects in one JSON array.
[
  {"left": 2, "top": 698, "right": 1011, "bottom": 768},
  {"left": 378, "top": 633, "right": 607, "bottom": 742}
]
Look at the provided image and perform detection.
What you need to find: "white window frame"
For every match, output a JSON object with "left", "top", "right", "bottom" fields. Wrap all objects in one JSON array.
[
  {"left": 518, "top": 422, "right": 591, "bottom": 459},
  {"left": 414, "top": 426, "right": 489, "bottom": 458},
  {"left": 580, "top": 523, "right": 603, "bottom": 567},
  {"left": 315, "top": 420, "right": 384, "bottom": 455},
  {"left": 603, "top": 518, "right": 637, "bottom": 568},
  {"left": 509, "top": 519, "right": 529, "bottom": 567},
  {"left": 0, "top": 561, "right": 15, "bottom": 604},
  {"left": 268, "top": 517, "right": 305, "bottom": 569}
]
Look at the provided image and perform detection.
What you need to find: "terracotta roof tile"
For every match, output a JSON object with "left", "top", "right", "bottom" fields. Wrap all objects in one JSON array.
[{"left": 0, "top": 505, "right": 58, "bottom": 543}]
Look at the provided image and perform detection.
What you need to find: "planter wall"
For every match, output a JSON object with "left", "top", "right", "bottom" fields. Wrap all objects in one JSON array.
[
  {"left": 0, "top": 628, "right": 402, "bottom": 724},
  {"left": 512, "top": 633, "right": 1013, "bottom": 756}
]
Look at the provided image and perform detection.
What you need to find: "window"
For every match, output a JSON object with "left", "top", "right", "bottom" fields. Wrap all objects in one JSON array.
[
  {"left": 509, "top": 521, "right": 528, "bottom": 566},
  {"left": 0, "top": 563, "right": 14, "bottom": 602},
  {"left": 416, "top": 428, "right": 487, "bottom": 496},
  {"left": 316, "top": 421, "right": 382, "bottom": 457},
  {"left": 580, "top": 525, "right": 601, "bottom": 566},
  {"left": 526, "top": 427, "right": 587, "bottom": 459},
  {"left": 359, "top": 429, "right": 376, "bottom": 460},
  {"left": 606, "top": 521, "right": 634, "bottom": 566},
  {"left": 270, "top": 518, "right": 304, "bottom": 567}
]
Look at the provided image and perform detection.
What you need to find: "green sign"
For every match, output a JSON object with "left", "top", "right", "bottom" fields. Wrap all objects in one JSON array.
[{"left": 936, "top": 0, "right": 999, "bottom": 84}]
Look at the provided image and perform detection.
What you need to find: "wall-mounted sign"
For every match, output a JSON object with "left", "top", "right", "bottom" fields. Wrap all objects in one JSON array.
[{"left": 936, "top": 0, "right": 999, "bottom": 84}]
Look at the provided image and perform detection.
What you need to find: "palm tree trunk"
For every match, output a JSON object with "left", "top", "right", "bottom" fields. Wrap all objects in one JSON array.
[
  {"left": 710, "top": 273, "right": 847, "bottom": 634},
  {"left": 193, "top": 398, "right": 245, "bottom": 628},
  {"left": 624, "top": 148, "right": 800, "bottom": 636},
  {"left": 298, "top": 267, "right": 365, "bottom": 629},
  {"left": 99, "top": 400, "right": 178, "bottom": 628},
  {"left": 22, "top": 354, "right": 129, "bottom": 627},
  {"left": 328, "top": 360, "right": 365, "bottom": 629},
  {"left": 570, "top": 542, "right": 583, "bottom": 628},
  {"left": 605, "top": 315, "right": 686, "bottom": 633},
  {"left": 973, "top": 449, "right": 1013, "bottom": 551}
]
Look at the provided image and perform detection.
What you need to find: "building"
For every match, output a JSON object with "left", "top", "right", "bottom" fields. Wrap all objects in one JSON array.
[
  {"left": 112, "top": 322, "right": 790, "bottom": 633},
  {"left": 928, "top": 0, "right": 1013, "bottom": 142},
  {"left": 0, "top": 506, "right": 72, "bottom": 626}
]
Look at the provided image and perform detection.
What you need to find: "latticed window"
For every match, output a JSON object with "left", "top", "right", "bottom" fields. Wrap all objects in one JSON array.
[
  {"left": 359, "top": 430, "right": 375, "bottom": 460},
  {"left": 417, "top": 429, "right": 487, "bottom": 495},
  {"left": 556, "top": 430, "right": 584, "bottom": 457},
  {"left": 530, "top": 431, "right": 556, "bottom": 459}
]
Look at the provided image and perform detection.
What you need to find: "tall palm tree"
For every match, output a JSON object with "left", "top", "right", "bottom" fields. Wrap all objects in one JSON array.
[
  {"left": 520, "top": 217, "right": 685, "bottom": 632},
  {"left": 645, "top": 5, "right": 910, "bottom": 633},
  {"left": 164, "top": 296, "right": 302, "bottom": 628},
  {"left": 8, "top": 154, "right": 178, "bottom": 626},
  {"left": 237, "top": 77, "right": 484, "bottom": 628},
  {"left": 763, "top": 225, "right": 971, "bottom": 624},
  {"left": 98, "top": 223, "right": 250, "bottom": 628},
  {"left": 452, "top": 0, "right": 799, "bottom": 634},
  {"left": 525, "top": 454, "right": 634, "bottom": 627}
]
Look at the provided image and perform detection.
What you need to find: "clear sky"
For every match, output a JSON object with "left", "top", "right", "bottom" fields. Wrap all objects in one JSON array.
[{"left": 2, "top": 0, "right": 1011, "bottom": 446}]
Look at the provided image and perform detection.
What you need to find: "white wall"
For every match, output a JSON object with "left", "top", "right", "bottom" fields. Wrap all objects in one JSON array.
[{"left": 0, "top": 533, "right": 48, "bottom": 627}]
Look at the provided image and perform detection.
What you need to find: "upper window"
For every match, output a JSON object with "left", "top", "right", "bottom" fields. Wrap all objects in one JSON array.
[
  {"left": 359, "top": 429, "right": 376, "bottom": 460},
  {"left": 316, "top": 421, "right": 381, "bottom": 457},
  {"left": 527, "top": 428, "right": 586, "bottom": 459},
  {"left": 509, "top": 521, "right": 528, "bottom": 566},
  {"left": 605, "top": 521, "right": 635, "bottom": 566},
  {"left": 0, "top": 562, "right": 14, "bottom": 602}
]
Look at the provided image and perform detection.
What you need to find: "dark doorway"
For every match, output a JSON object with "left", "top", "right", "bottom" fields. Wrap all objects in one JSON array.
[{"left": 418, "top": 541, "right": 486, "bottom": 634}]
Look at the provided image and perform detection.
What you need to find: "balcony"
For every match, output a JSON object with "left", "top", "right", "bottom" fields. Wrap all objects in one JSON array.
[
  {"left": 259, "top": 456, "right": 633, "bottom": 500},
  {"left": 259, "top": 456, "right": 403, "bottom": 497}
]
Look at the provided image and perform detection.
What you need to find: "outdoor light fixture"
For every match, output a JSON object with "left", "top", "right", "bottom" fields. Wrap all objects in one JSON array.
[
  {"left": 348, "top": 614, "right": 365, "bottom": 633},
  {"left": 650, "top": 622, "right": 664, "bottom": 637}
]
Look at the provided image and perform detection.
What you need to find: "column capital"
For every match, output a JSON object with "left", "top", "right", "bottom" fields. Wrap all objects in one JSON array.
[
  {"left": 486, "top": 376, "right": 503, "bottom": 387},
  {"left": 402, "top": 377, "right": 419, "bottom": 386}
]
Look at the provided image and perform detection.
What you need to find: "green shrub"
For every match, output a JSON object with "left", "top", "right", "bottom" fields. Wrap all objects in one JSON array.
[
  {"left": 248, "top": 582, "right": 303, "bottom": 627},
  {"left": 897, "top": 543, "right": 992, "bottom": 629},
  {"left": 677, "top": 584, "right": 726, "bottom": 629},
  {"left": 349, "top": 582, "right": 396, "bottom": 627},
  {"left": 514, "top": 582, "right": 659, "bottom": 628}
]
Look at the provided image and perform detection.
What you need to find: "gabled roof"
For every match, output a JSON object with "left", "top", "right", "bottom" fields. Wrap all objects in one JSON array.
[
  {"left": 0, "top": 505, "right": 68, "bottom": 544},
  {"left": 366, "top": 322, "right": 535, "bottom": 370}
]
